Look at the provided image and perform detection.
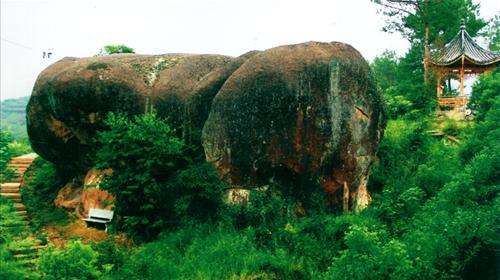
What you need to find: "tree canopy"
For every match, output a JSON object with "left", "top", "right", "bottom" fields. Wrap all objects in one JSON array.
[{"left": 98, "top": 44, "right": 135, "bottom": 55}]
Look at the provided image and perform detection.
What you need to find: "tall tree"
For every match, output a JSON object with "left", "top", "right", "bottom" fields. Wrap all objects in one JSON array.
[
  {"left": 484, "top": 14, "right": 500, "bottom": 51},
  {"left": 373, "top": 0, "right": 486, "bottom": 85}
]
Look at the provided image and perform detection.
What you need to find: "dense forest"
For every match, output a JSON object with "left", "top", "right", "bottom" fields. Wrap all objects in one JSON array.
[{"left": 0, "top": 1, "right": 499, "bottom": 279}]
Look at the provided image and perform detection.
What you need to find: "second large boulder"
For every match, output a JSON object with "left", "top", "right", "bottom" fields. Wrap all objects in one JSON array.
[{"left": 202, "top": 42, "right": 385, "bottom": 210}]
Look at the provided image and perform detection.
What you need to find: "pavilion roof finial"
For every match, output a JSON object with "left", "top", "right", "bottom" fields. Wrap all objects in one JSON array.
[{"left": 460, "top": 19, "right": 466, "bottom": 31}]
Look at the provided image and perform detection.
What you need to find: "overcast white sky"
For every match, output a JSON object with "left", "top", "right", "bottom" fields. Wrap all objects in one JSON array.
[{"left": 1, "top": 0, "right": 498, "bottom": 100}]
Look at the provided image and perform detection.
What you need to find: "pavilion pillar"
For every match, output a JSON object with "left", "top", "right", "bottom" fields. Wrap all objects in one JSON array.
[
  {"left": 436, "top": 71, "right": 443, "bottom": 98},
  {"left": 459, "top": 56, "right": 465, "bottom": 97}
]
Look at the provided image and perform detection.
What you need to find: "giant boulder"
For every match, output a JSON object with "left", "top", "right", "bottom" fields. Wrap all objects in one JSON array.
[
  {"left": 27, "top": 54, "right": 234, "bottom": 171},
  {"left": 202, "top": 42, "right": 385, "bottom": 210}
]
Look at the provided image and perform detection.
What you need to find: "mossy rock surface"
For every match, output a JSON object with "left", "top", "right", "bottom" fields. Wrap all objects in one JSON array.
[{"left": 202, "top": 41, "right": 386, "bottom": 210}]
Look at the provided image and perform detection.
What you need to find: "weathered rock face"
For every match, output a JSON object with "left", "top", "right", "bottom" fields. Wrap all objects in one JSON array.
[
  {"left": 186, "top": 51, "right": 261, "bottom": 132},
  {"left": 54, "top": 168, "right": 114, "bottom": 217},
  {"left": 27, "top": 54, "right": 234, "bottom": 171},
  {"left": 202, "top": 42, "right": 385, "bottom": 210},
  {"left": 151, "top": 54, "right": 234, "bottom": 132}
]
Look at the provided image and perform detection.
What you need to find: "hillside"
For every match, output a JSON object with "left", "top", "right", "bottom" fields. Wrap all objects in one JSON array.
[
  {"left": 0, "top": 1, "right": 498, "bottom": 279},
  {"left": 1, "top": 96, "right": 29, "bottom": 140}
]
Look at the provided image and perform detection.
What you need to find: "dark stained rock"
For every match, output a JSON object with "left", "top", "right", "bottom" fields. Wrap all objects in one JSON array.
[
  {"left": 184, "top": 51, "right": 261, "bottom": 144},
  {"left": 202, "top": 42, "right": 386, "bottom": 210}
]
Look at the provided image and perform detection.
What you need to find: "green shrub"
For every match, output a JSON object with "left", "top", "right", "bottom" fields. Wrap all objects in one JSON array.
[
  {"left": 91, "top": 238, "right": 128, "bottom": 273},
  {"left": 87, "top": 62, "right": 109, "bottom": 70},
  {"left": 96, "top": 113, "right": 225, "bottom": 240},
  {"left": 20, "top": 158, "right": 68, "bottom": 229},
  {"left": 222, "top": 187, "right": 287, "bottom": 231},
  {"left": 99, "top": 45, "right": 134, "bottom": 55},
  {"left": 385, "top": 93, "right": 413, "bottom": 119},
  {"left": 173, "top": 163, "right": 226, "bottom": 222},
  {"left": 112, "top": 225, "right": 305, "bottom": 280},
  {"left": 39, "top": 240, "right": 101, "bottom": 280},
  {"left": 323, "top": 225, "right": 415, "bottom": 280}
]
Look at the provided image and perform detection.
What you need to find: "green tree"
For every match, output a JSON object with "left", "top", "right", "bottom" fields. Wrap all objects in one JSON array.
[
  {"left": 484, "top": 14, "right": 500, "bottom": 51},
  {"left": 371, "top": 50, "right": 399, "bottom": 91},
  {"left": 371, "top": 51, "right": 413, "bottom": 118},
  {"left": 95, "top": 113, "right": 225, "bottom": 240},
  {"left": 99, "top": 44, "right": 135, "bottom": 55},
  {"left": 96, "top": 113, "right": 188, "bottom": 239},
  {"left": 373, "top": 0, "right": 486, "bottom": 84}
]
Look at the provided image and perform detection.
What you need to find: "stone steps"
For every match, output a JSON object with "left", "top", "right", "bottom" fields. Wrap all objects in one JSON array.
[
  {"left": 10, "top": 160, "right": 33, "bottom": 165},
  {"left": 12, "top": 245, "right": 47, "bottom": 255},
  {"left": 1, "top": 192, "right": 21, "bottom": 199},
  {"left": 13, "top": 203, "right": 26, "bottom": 211},
  {"left": 0, "top": 220, "right": 28, "bottom": 227},
  {"left": 11, "top": 239, "right": 47, "bottom": 267},
  {"left": 1, "top": 192, "right": 23, "bottom": 203},
  {"left": 1, "top": 154, "right": 42, "bottom": 269},
  {"left": 1, "top": 187, "right": 20, "bottom": 193},
  {"left": 2, "top": 182, "right": 21, "bottom": 188}
]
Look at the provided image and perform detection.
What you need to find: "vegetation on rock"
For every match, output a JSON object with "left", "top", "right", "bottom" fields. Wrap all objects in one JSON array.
[{"left": 99, "top": 45, "right": 135, "bottom": 56}]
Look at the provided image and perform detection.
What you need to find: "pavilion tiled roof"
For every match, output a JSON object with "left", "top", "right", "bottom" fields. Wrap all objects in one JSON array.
[{"left": 431, "top": 24, "right": 500, "bottom": 67}]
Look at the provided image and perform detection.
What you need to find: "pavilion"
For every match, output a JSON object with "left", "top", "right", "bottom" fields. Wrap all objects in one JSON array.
[{"left": 431, "top": 21, "right": 500, "bottom": 110}]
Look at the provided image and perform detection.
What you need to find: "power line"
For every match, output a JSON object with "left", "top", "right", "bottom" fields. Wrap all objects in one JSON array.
[{"left": 1, "top": 37, "right": 33, "bottom": 50}]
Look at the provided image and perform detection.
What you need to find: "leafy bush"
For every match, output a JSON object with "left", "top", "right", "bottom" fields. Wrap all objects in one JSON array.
[
  {"left": 91, "top": 239, "right": 128, "bottom": 274},
  {"left": 323, "top": 225, "right": 414, "bottom": 280},
  {"left": 96, "top": 113, "right": 225, "bottom": 240},
  {"left": 99, "top": 45, "right": 135, "bottom": 55},
  {"left": 39, "top": 240, "right": 101, "bottom": 280},
  {"left": 20, "top": 158, "right": 68, "bottom": 229},
  {"left": 173, "top": 163, "right": 226, "bottom": 222},
  {"left": 112, "top": 225, "right": 305, "bottom": 280},
  {"left": 384, "top": 93, "right": 413, "bottom": 119}
]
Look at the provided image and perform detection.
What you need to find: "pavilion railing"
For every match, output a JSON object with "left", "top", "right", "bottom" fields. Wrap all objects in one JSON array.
[{"left": 438, "top": 97, "right": 468, "bottom": 109}]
